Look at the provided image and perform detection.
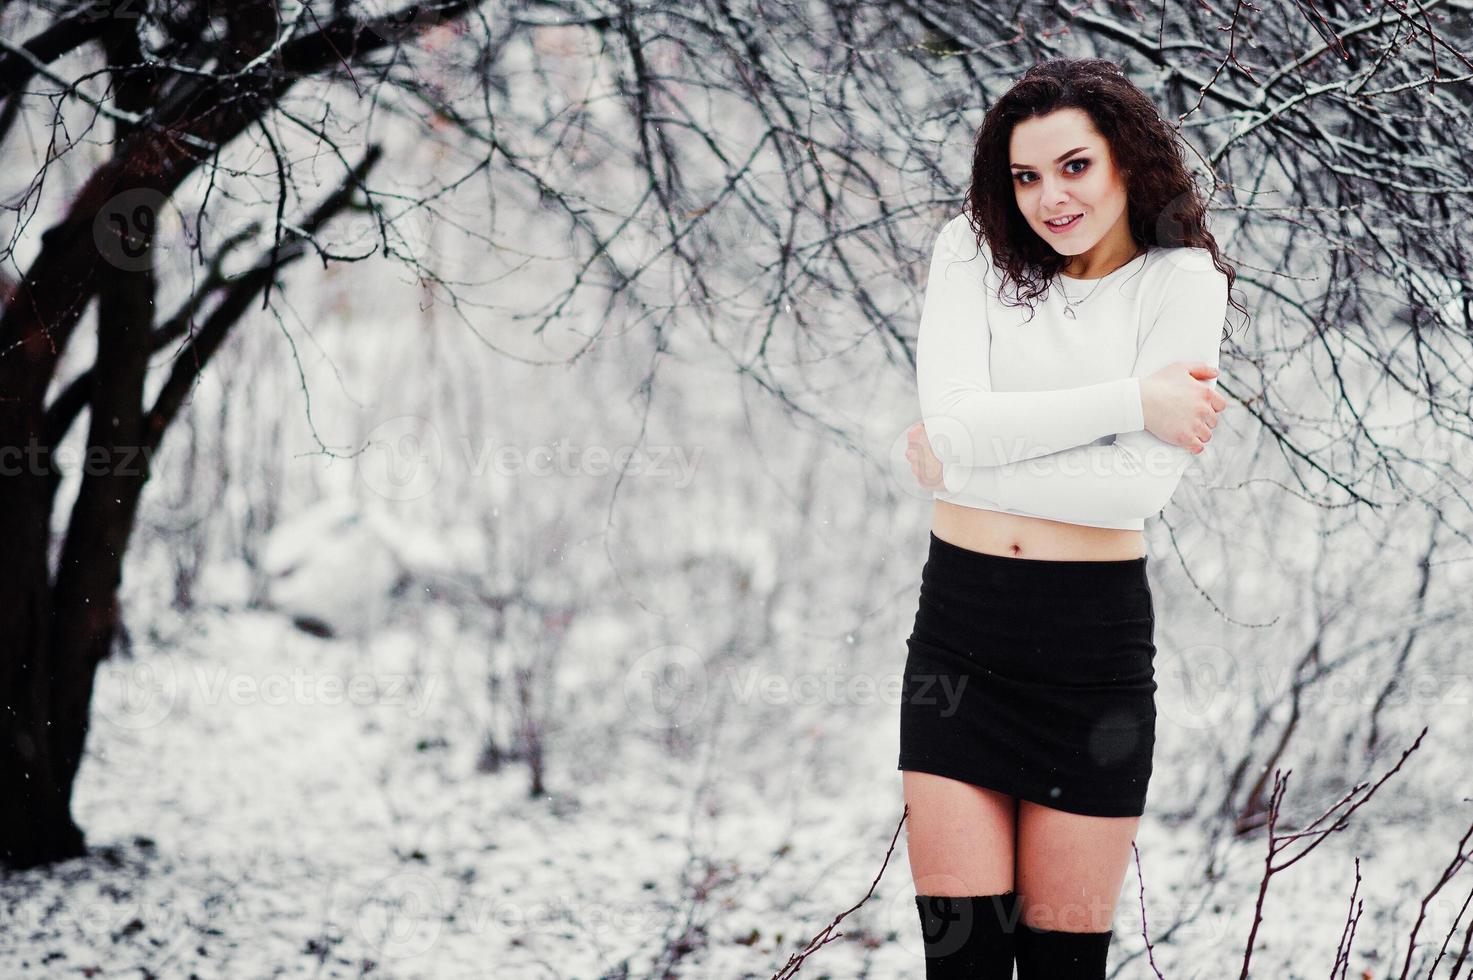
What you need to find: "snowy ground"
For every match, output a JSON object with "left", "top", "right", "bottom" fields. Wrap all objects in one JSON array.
[
  {"left": 2, "top": 507, "right": 1469, "bottom": 979},
  {"left": 4, "top": 330, "right": 1469, "bottom": 977}
]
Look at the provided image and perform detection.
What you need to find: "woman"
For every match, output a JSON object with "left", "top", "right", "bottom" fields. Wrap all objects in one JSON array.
[{"left": 898, "top": 59, "right": 1243, "bottom": 979}]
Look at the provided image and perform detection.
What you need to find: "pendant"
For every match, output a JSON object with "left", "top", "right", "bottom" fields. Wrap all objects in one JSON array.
[{"left": 1063, "top": 305, "right": 1076, "bottom": 320}]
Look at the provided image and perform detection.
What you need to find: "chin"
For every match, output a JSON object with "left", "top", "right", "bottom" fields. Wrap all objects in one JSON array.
[{"left": 1042, "top": 238, "right": 1090, "bottom": 255}]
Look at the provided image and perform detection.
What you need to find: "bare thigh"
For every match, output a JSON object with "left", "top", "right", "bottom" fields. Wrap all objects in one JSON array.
[
  {"left": 903, "top": 771, "right": 1017, "bottom": 896},
  {"left": 1015, "top": 800, "right": 1140, "bottom": 932}
]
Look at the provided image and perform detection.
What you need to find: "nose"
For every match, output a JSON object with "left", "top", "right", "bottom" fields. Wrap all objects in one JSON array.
[
  {"left": 1039, "top": 176, "right": 1071, "bottom": 210},
  {"left": 1031, "top": 176, "right": 1068, "bottom": 210}
]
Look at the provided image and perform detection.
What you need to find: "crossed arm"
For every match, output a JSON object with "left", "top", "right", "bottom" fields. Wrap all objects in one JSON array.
[{"left": 915, "top": 217, "right": 1231, "bottom": 527}]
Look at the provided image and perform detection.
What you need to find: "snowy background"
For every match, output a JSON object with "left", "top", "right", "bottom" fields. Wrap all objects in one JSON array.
[
  {"left": 1, "top": 242, "right": 1469, "bottom": 978},
  {"left": 2, "top": 6, "right": 1472, "bottom": 979}
]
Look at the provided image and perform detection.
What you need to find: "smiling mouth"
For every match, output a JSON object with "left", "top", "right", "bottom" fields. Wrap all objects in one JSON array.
[{"left": 1044, "top": 213, "right": 1083, "bottom": 229}]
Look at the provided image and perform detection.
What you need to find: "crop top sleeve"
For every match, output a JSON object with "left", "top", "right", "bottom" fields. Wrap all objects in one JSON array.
[
  {"left": 916, "top": 216, "right": 1146, "bottom": 469},
  {"left": 944, "top": 251, "right": 1230, "bottom": 530}
]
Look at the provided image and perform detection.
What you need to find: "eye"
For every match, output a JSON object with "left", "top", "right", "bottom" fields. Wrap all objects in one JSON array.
[{"left": 1012, "top": 159, "right": 1089, "bottom": 185}]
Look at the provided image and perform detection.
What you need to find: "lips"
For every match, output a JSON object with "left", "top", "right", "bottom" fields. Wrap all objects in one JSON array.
[{"left": 1044, "top": 213, "right": 1083, "bottom": 232}]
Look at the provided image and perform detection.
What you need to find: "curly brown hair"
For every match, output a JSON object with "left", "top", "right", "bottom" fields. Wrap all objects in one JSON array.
[{"left": 963, "top": 58, "right": 1245, "bottom": 338}]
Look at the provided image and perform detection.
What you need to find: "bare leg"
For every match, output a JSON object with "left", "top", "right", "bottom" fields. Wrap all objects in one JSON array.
[
  {"left": 903, "top": 771, "right": 1017, "bottom": 896},
  {"left": 1013, "top": 800, "right": 1139, "bottom": 931}
]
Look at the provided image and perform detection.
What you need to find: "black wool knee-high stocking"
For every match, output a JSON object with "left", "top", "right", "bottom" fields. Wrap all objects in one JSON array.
[
  {"left": 913, "top": 891, "right": 1019, "bottom": 978},
  {"left": 1013, "top": 921, "right": 1112, "bottom": 979}
]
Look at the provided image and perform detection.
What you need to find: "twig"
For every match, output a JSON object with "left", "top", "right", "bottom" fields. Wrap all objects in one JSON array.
[
  {"left": 769, "top": 804, "right": 909, "bottom": 979},
  {"left": 1240, "top": 727, "right": 1427, "bottom": 978}
]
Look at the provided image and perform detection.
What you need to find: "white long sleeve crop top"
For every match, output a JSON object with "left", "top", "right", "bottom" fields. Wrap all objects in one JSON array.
[{"left": 915, "top": 213, "right": 1230, "bottom": 531}]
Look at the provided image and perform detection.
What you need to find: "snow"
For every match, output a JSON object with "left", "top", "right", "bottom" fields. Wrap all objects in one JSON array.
[
  {"left": 5, "top": 289, "right": 1471, "bottom": 977},
  {"left": 4, "top": 510, "right": 1469, "bottom": 979},
  {"left": 2, "top": 81, "right": 1469, "bottom": 978}
]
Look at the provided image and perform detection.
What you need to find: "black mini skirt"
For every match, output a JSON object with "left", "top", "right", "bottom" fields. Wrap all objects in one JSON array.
[{"left": 897, "top": 531, "right": 1158, "bottom": 818}]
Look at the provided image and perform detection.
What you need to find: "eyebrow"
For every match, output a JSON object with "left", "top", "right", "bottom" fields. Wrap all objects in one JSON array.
[{"left": 1010, "top": 146, "right": 1089, "bottom": 170}]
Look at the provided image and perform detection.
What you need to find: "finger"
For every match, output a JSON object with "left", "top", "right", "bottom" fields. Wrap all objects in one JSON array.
[{"left": 1188, "top": 362, "right": 1220, "bottom": 378}]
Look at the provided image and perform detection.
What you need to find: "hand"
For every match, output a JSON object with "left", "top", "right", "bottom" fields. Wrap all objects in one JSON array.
[
  {"left": 905, "top": 422, "right": 947, "bottom": 492},
  {"left": 1139, "top": 362, "right": 1227, "bottom": 455}
]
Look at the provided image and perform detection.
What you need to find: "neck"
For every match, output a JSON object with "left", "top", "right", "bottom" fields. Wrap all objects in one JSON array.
[{"left": 1062, "top": 241, "right": 1145, "bottom": 280}]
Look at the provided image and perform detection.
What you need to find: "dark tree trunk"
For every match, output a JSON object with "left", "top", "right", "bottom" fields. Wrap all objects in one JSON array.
[
  {"left": 0, "top": 151, "right": 384, "bottom": 869},
  {"left": 0, "top": 15, "right": 159, "bottom": 869},
  {"left": 0, "top": 433, "right": 87, "bottom": 868},
  {"left": 0, "top": 0, "right": 463, "bottom": 870},
  {"left": 0, "top": 249, "right": 153, "bottom": 866},
  {"left": 0, "top": 161, "right": 123, "bottom": 869}
]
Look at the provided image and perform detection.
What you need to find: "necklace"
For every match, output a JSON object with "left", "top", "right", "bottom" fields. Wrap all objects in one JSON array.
[
  {"left": 1055, "top": 248, "right": 1147, "bottom": 320},
  {"left": 1055, "top": 273, "right": 1107, "bottom": 320}
]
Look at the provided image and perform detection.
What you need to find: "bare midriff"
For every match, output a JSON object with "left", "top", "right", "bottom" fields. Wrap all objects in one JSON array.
[{"left": 932, "top": 499, "right": 1146, "bottom": 562}]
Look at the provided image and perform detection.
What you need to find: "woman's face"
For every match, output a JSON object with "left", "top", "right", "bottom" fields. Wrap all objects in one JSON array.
[{"left": 1008, "top": 107, "right": 1133, "bottom": 264}]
